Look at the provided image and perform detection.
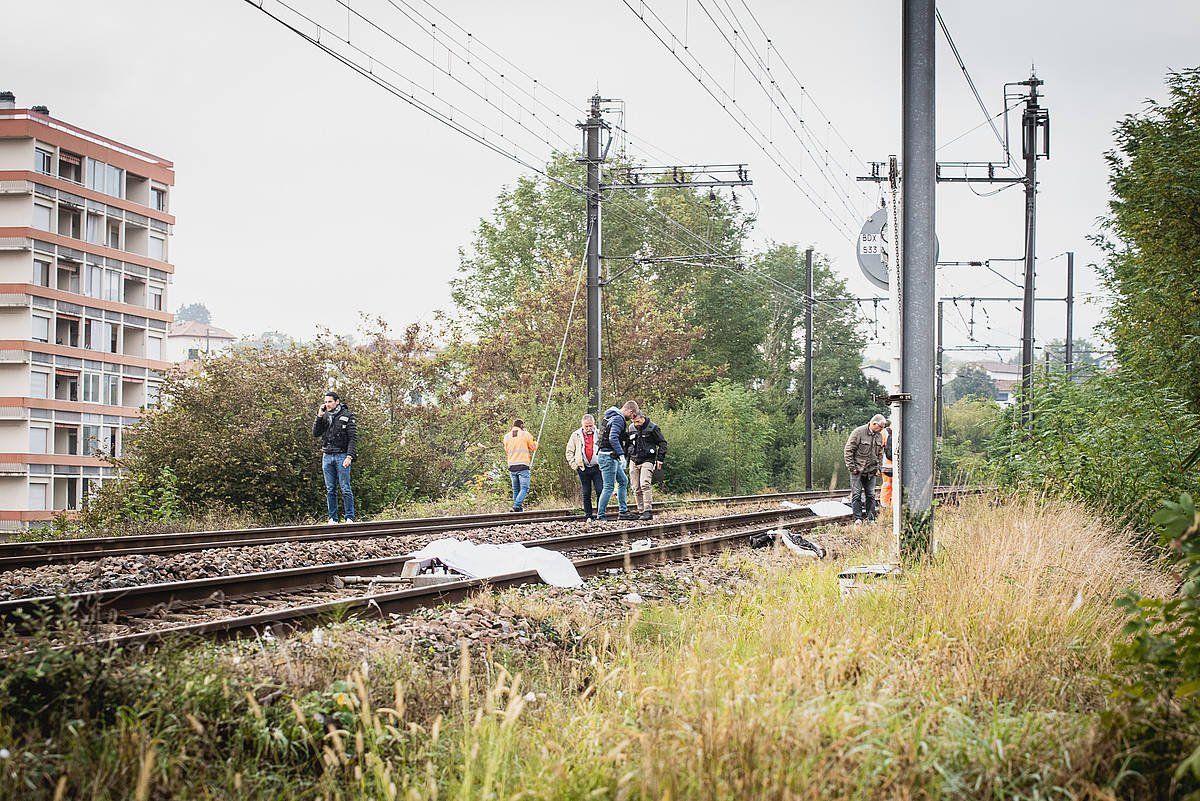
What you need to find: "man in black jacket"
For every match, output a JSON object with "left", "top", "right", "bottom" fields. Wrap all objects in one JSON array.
[
  {"left": 312, "top": 391, "right": 357, "bottom": 523},
  {"left": 628, "top": 411, "right": 668, "bottom": 520}
]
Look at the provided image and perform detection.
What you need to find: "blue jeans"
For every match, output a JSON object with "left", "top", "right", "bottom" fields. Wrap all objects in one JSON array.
[
  {"left": 322, "top": 452, "right": 355, "bottom": 520},
  {"left": 596, "top": 451, "right": 628, "bottom": 517},
  {"left": 510, "top": 468, "right": 531, "bottom": 509}
]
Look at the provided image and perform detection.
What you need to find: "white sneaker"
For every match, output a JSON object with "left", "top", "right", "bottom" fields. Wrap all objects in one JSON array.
[{"left": 326, "top": 518, "right": 338, "bottom": 525}]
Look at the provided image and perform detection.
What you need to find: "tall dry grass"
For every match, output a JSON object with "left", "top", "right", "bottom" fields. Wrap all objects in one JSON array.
[{"left": 431, "top": 497, "right": 1168, "bottom": 799}]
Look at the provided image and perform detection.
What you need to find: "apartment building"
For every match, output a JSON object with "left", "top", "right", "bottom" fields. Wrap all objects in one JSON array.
[{"left": 0, "top": 92, "right": 174, "bottom": 529}]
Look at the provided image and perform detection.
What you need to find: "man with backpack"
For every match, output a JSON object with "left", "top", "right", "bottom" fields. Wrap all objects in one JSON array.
[
  {"left": 596, "top": 400, "right": 640, "bottom": 521},
  {"left": 628, "top": 411, "right": 668, "bottom": 520}
]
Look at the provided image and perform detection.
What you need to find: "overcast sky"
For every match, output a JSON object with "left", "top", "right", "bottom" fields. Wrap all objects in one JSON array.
[{"left": 4, "top": 0, "right": 1197, "bottom": 361}]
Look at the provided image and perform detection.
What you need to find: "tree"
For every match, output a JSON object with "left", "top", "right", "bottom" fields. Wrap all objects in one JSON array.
[
  {"left": 1097, "top": 68, "right": 1200, "bottom": 414},
  {"left": 449, "top": 154, "right": 765, "bottom": 393},
  {"left": 175, "top": 302, "right": 211, "bottom": 324},
  {"left": 752, "top": 244, "right": 887, "bottom": 486},
  {"left": 944, "top": 364, "right": 996, "bottom": 403}
]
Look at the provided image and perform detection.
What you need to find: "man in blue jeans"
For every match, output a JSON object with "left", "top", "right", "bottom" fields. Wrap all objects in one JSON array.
[
  {"left": 313, "top": 391, "right": 357, "bottom": 523},
  {"left": 596, "top": 400, "right": 640, "bottom": 521}
]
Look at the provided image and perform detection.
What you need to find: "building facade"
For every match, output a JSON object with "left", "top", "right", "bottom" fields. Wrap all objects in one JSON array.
[{"left": 0, "top": 93, "right": 174, "bottom": 529}]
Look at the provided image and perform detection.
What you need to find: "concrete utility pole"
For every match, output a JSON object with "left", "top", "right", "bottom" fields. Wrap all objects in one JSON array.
[
  {"left": 804, "top": 247, "right": 814, "bottom": 490},
  {"left": 581, "top": 95, "right": 605, "bottom": 416},
  {"left": 899, "top": 0, "right": 937, "bottom": 556}
]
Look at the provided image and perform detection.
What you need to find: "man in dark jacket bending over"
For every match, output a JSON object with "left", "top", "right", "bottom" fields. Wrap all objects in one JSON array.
[
  {"left": 313, "top": 391, "right": 357, "bottom": 523},
  {"left": 628, "top": 411, "right": 668, "bottom": 520}
]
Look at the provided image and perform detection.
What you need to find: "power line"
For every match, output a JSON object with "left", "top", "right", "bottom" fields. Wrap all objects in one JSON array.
[
  {"left": 935, "top": 8, "right": 1011, "bottom": 168},
  {"left": 244, "top": 0, "right": 585, "bottom": 196},
  {"left": 620, "top": 0, "right": 860, "bottom": 237}
]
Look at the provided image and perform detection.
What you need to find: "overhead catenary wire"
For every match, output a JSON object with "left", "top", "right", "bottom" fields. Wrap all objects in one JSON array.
[
  {"left": 243, "top": 0, "right": 588, "bottom": 198},
  {"left": 619, "top": 0, "right": 861, "bottom": 237},
  {"left": 936, "top": 7, "right": 1013, "bottom": 169},
  {"left": 688, "top": 0, "right": 870, "bottom": 219}
]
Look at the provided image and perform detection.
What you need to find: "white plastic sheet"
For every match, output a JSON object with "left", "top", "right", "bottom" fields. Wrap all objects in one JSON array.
[
  {"left": 808, "top": 500, "right": 852, "bottom": 517},
  {"left": 407, "top": 538, "right": 584, "bottom": 588}
]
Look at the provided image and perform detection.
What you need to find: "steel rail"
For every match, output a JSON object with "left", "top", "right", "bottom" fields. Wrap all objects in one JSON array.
[
  {"left": 86, "top": 511, "right": 852, "bottom": 650},
  {"left": 0, "top": 488, "right": 857, "bottom": 570},
  {"left": 0, "top": 505, "right": 825, "bottom": 623}
]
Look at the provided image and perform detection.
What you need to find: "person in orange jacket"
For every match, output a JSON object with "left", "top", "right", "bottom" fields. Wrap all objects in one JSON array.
[
  {"left": 503, "top": 419, "right": 538, "bottom": 512},
  {"left": 880, "top": 421, "right": 894, "bottom": 508}
]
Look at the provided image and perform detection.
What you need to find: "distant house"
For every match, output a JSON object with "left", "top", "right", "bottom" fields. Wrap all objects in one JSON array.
[
  {"left": 861, "top": 359, "right": 890, "bottom": 386},
  {"left": 956, "top": 360, "right": 1022, "bottom": 406},
  {"left": 166, "top": 321, "right": 236, "bottom": 364}
]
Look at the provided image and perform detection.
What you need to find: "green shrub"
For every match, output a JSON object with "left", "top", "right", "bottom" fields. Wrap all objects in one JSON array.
[
  {"left": 1112, "top": 493, "right": 1200, "bottom": 792},
  {"left": 660, "top": 380, "right": 774, "bottom": 495},
  {"left": 990, "top": 371, "right": 1200, "bottom": 531}
]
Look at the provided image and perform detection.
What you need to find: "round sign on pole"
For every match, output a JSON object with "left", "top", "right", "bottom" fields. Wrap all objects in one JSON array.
[
  {"left": 856, "top": 208, "right": 890, "bottom": 291},
  {"left": 856, "top": 208, "right": 938, "bottom": 289}
]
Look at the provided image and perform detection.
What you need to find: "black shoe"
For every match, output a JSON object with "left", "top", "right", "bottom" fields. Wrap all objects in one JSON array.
[
  {"left": 595, "top": 515, "right": 608, "bottom": 522},
  {"left": 618, "top": 511, "right": 639, "bottom": 521},
  {"left": 511, "top": 506, "right": 522, "bottom": 513},
  {"left": 639, "top": 511, "right": 653, "bottom": 521},
  {"left": 583, "top": 514, "right": 596, "bottom": 521}
]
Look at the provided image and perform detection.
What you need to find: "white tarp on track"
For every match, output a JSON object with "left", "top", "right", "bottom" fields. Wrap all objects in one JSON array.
[
  {"left": 407, "top": 538, "right": 584, "bottom": 588},
  {"left": 808, "top": 500, "right": 852, "bottom": 517}
]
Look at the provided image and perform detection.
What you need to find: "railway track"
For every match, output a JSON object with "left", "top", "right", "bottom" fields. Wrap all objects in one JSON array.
[
  {"left": 15, "top": 507, "right": 847, "bottom": 649},
  {"left": 0, "top": 488, "right": 864, "bottom": 571},
  {"left": 3, "top": 487, "right": 985, "bottom": 648}
]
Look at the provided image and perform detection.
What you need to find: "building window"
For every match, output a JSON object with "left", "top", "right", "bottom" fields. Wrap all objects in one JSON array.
[
  {"left": 34, "top": 203, "right": 52, "bottom": 232},
  {"left": 58, "top": 151, "right": 83, "bottom": 183},
  {"left": 104, "top": 374, "right": 119, "bottom": 406},
  {"left": 29, "top": 483, "right": 48, "bottom": 511},
  {"left": 30, "top": 371, "right": 50, "bottom": 398},
  {"left": 149, "top": 286, "right": 163, "bottom": 311},
  {"left": 106, "top": 270, "right": 121, "bottom": 302},
  {"left": 151, "top": 186, "right": 167, "bottom": 211},
  {"left": 33, "top": 260, "right": 51, "bottom": 287},
  {"left": 149, "top": 235, "right": 165, "bottom": 261},
  {"left": 81, "top": 372, "right": 100, "bottom": 403},
  {"left": 187, "top": 347, "right": 200, "bottom": 360},
  {"left": 146, "top": 382, "right": 160, "bottom": 408},
  {"left": 88, "top": 159, "right": 103, "bottom": 192},
  {"left": 29, "top": 426, "right": 48, "bottom": 454},
  {"left": 148, "top": 335, "right": 163, "bottom": 360},
  {"left": 86, "top": 213, "right": 102, "bottom": 245},
  {"left": 32, "top": 316, "right": 50, "bottom": 343},
  {"left": 105, "top": 164, "right": 123, "bottom": 197},
  {"left": 58, "top": 207, "right": 81, "bottom": 239},
  {"left": 86, "top": 265, "right": 104, "bottom": 299},
  {"left": 85, "top": 320, "right": 114, "bottom": 353},
  {"left": 35, "top": 148, "right": 53, "bottom": 175},
  {"left": 106, "top": 219, "right": 121, "bottom": 249}
]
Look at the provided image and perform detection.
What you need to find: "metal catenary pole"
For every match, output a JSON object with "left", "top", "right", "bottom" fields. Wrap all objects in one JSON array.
[
  {"left": 583, "top": 95, "right": 604, "bottom": 416},
  {"left": 1065, "top": 251, "right": 1074, "bottom": 376},
  {"left": 900, "top": 0, "right": 937, "bottom": 556},
  {"left": 804, "top": 247, "right": 814, "bottom": 490},
  {"left": 1019, "top": 74, "right": 1043, "bottom": 423}
]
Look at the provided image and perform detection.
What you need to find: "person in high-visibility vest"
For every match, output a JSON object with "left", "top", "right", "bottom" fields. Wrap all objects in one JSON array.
[{"left": 880, "top": 421, "right": 894, "bottom": 508}]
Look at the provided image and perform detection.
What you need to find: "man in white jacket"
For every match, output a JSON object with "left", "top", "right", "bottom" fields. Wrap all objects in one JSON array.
[{"left": 565, "top": 414, "right": 603, "bottom": 520}]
